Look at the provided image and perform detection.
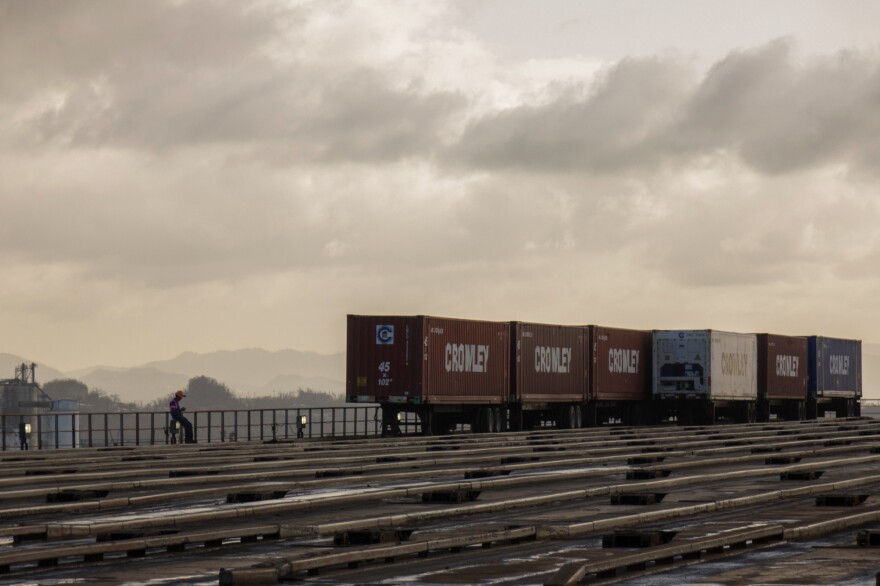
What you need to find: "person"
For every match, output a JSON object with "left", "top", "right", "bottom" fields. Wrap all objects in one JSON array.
[{"left": 169, "top": 390, "right": 194, "bottom": 444}]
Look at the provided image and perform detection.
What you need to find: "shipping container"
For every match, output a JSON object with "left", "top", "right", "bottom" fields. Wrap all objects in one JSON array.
[
  {"left": 347, "top": 315, "right": 509, "bottom": 404},
  {"left": 806, "top": 336, "right": 861, "bottom": 418},
  {"left": 511, "top": 322, "right": 587, "bottom": 404},
  {"left": 347, "top": 315, "right": 510, "bottom": 434},
  {"left": 654, "top": 330, "right": 757, "bottom": 401},
  {"left": 346, "top": 315, "right": 422, "bottom": 404},
  {"left": 807, "top": 336, "right": 862, "bottom": 398},
  {"left": 509, "top": 322, "right": 587, "bottom": 429},
  {"left": 755, "top": 333, "right": 807, "bottom": 421},
  {"left": 422, "top": 316, "right": 509, "bottom": 403},
  {"left": 756, "top": 334, "right": 807, "bottom": 400},
  {"left": 588, "top": 326, "right": 652, "bottom": 402}
]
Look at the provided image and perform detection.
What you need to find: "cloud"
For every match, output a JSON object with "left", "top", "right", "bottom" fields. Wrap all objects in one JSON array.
[
  {"left": 669, "top": 40, "right": 880, "bottom": 174},
  {"left": 450, "top": 40, "right": 880, "bottom": 176},
  {"left": 1, "top": 1, "right": 466, "bottom": 161},
  {"left": 450, "top": 56, "right": 693, "bottom": 172},
  {"left": 2, "top": 2, "right": 880, "bottom": 371}
]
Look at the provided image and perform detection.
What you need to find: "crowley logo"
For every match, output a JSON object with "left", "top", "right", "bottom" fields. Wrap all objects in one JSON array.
[{"left": 376, "top": 325, "right": 394, "bottom": 345}]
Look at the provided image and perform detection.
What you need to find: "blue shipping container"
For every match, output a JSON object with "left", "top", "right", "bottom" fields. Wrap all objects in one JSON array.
[{"left": 807, "top": 336, "right": 862, "bottom": 398}]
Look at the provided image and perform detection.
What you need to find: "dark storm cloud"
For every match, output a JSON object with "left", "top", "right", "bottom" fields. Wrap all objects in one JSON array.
[
  {"left": 0, "top": 1, "right": 277, "bottom": 101},
  {"left": 1, "top": 1, "right": 464, "bottom": 161},
  {"left": 452, "top": 57, "right": 692, "bottom": 172},
  {"left": 451, "top": 40, "right": 880, "bottom": 175},
  {"left": 670, "top": 40, "right": 880, "bottom": 174}
]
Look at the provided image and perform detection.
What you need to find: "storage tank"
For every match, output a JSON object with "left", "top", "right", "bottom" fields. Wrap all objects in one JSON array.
[
  {"left": 653, "top": 330, "right": 757, "bottom": 423},
  {"left": 347, "top": 315, "right": 509, "bottom": 434},
  {"left": 47, "top": 400, "right": 81, "bottom": 449},
  {"left": 806, "top": 336, "right": 861, "bottom": 418},
  {"left": 1, "top": 363, "right": 51, "bottom": 449}
]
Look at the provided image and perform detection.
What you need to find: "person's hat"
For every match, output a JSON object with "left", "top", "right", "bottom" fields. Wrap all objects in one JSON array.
[{"left": 175, "top": 390, "right": 186, "bottom": 398}]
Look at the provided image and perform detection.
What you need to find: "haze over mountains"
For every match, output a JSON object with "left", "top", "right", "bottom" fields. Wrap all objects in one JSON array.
[
  {"left": 2, "top": 342, "right": 878, "bottom": 404},
  {"left": 0, "top": 349, "right": 344, "bottom": 404}
]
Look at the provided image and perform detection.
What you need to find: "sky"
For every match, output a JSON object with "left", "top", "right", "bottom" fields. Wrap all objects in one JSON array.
[{"left": 1, "top": 0, "right": 880, "bottom": 372}]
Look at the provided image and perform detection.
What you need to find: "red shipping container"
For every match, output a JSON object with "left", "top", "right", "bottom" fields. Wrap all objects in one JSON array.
[
  {"left": 589, "top": 326, "right": 652, "bottom": 402},
  {"left": 756, "top": 334, "right": 807, "bottom": 400},
  {"left": 347, "top": 315, "right": 509, "bottom": 405},
  {"left": 511, "top": 322, "right": 588, "bottom": 404}
]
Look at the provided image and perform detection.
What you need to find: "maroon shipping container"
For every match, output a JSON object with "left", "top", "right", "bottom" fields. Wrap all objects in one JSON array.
[
  {"left": 588, "top": 326, "right": 652, "bottom": 402},
  {"left": 347, "top": 315, "right": 509, "bottom": 405},
  {"left": 756, "top": 334, "right": 807, "bottom": 400},
  {"left": 511, "top": 322, "right": 588, "bottom": 404}
]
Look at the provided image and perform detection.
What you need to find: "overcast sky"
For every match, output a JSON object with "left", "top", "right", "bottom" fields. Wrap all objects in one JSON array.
[{"left": 1, "top": 0, "right": 879, "bottom": 372}]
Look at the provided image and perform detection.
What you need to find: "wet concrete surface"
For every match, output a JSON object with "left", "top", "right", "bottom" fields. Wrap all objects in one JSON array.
[{"left": 1, "top": 418, "right": 879, "bottom": 585}]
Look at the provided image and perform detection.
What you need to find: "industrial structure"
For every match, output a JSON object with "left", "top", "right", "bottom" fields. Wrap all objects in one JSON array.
[{"left": 1, "top": 363, "right": 79, "bottom": 449}]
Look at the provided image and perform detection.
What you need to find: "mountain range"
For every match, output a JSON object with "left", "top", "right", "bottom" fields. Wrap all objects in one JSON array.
[
  {"left": 1, "top": 349, "right": 345, "bottom": 405},
  {"left": 2, "top": 341, "right": 878, "bottom": 405}
]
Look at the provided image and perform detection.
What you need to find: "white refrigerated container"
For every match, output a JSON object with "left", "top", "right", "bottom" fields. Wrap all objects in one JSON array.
[{"left": 654, "top": 330, "right": 757, "bottom": 401}]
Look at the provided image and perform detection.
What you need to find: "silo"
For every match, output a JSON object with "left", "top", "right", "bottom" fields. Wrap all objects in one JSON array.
[{"left": 47, "top": 400, "right": 81, "bottom": 449}]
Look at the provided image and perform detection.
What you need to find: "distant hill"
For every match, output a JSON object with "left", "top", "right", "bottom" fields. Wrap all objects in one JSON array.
[
  {"left": 83, "top": 349, "right": 345, "bottom": 404},
  {"left": 79, "top": 367, "right": 189, "bottom": 402},
  {"left": 0, "top": 353, "right": 65, "bottom": 383},
  {"left": 259, "top": 373, "right": 345, "bottom": 395},
  {"left": 142, "top": 348, "right": 344, "bottom": 392},
  {"left": 1, "top": 349, "right": 344, "bottom": 405}
]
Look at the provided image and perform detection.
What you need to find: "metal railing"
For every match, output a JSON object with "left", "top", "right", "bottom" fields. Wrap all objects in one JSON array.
[{"left": 0, "top": 406, "right": 382, "bottom": 451}]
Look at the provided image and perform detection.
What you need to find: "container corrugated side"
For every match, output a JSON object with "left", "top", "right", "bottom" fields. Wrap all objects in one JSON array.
[
  {"left": 346, "top": 315, "right": 424, "bottom": 403},
  {"left": 709, "top": 331, "right": 757, "bottom": 400},
  {"left": 512, "top": 322, "right": 587, "bottom": 404},
  {"left": 422, "top": 317, "right": 509, "bottom": 404},
  {"left": 590, "top": 326, "right": 651, "bottom": 402},
  {"left": 807, "top": 336, "right": 862, "bottom": 398},
  {"left": 756, "top": 334, "right": 807, "bottom": 400},
  {"left": 654, "top": 330, "right": 711, "bottom": 398}
]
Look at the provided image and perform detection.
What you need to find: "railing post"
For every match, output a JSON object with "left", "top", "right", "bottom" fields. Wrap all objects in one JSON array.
[
  {"left": 71, "top": 413, "right": 77, "bottom": 449},
  {"left": 150, "top": 412, "right": 155, "bottom": 445},
  {"left": 103, "top": 413, "right": 109, "bottom": 447},
  {"left": 36, "top": 415, "right": 42, "bottom": 450},
  {"left": 119, "top": 413, "right": 124, "bottom": 446},
  {"left": 1, "top": 414, "right": 5, "bottom": 451},
  {"left": 221, "top": 412, "right": 226, "bottom": 442},
  {"left": 54, "top": 414, "right": 59, "bottom": 449}
]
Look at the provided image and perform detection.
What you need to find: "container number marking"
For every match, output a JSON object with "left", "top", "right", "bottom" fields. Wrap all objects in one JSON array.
[{"left": 378, "top": 361, "right": 392, "bottom": 386}]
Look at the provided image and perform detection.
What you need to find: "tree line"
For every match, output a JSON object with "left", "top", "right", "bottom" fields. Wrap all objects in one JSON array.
[{"left": 42, "top": 376, "right": 344, "bottom": 413}]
